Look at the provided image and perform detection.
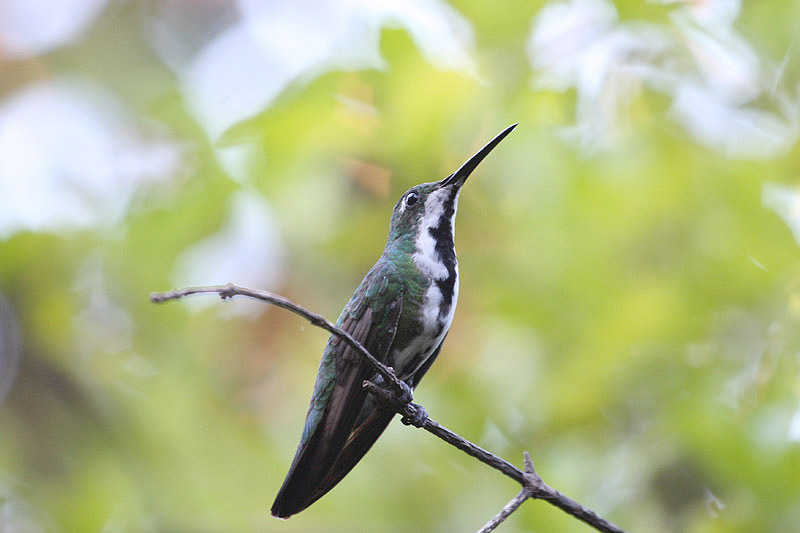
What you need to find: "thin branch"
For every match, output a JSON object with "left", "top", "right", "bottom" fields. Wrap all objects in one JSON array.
[
  {"left": 478, "top": 489, "right": 531, "bottom": 533},
  {"left": 151, "top": 283, "right": 411, "bottom": 401},
  {"left": 151, "top": 284, "right": 625, "bottom": 533}
]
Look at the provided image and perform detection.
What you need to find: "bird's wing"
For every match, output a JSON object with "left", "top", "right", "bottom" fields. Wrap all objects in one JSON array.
[
  {"left": 308, "top": 318, "right": 448, "bottom": 504},
  {"left": 271, "top": 264, "right": 403, "bottom": 518}
]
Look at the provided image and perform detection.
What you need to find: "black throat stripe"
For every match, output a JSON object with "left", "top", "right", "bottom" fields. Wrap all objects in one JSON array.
[{"left": 428, "top": 188, "right": 458, "bottom": 314}]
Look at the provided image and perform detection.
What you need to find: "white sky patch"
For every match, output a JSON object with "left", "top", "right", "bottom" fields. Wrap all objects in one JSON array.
[
  {"left": 214, "top": 144, "right": 265, "bottom": 185},
  {"left": 788, "top": 402, "right": 800, "bottom": 442},
  {"left": 148, "top": 0, "right": 476, "bottom": 140},
  {"left": 171, "top": 190, "right": 286, "bottom": 319},
  {"left": 528, "top": 0, "right": 800, "bottom": 157},
  {"left": 670, "top": 84, "right": 798, "bottom": 158},
  {"left": 763, "top": 183, "right": 800, "bottom": 245},
  {"left": 0, "top": 0, "right": 108, "bottom": 59},
  {"left": 0, "top": 79, "right": 184, "bottom": 239}
]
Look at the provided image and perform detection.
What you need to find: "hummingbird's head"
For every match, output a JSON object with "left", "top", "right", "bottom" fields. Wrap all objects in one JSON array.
[{"left": 385, "top": 124, "right": 517, "bottom": 251}]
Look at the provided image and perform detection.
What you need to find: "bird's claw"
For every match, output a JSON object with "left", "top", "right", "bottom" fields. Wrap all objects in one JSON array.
[{"left": 401, "top": 403, "right": 428, "bottom": 428}]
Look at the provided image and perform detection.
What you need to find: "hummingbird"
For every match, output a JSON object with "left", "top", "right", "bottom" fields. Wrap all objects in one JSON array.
[{"left": 271, "top": 124, "right": 517, "bottom": 518}]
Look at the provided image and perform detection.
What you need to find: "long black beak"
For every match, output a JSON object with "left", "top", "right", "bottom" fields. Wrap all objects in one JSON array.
[{"left": 440, "top": 123, "right": 517, "bottom": 187}]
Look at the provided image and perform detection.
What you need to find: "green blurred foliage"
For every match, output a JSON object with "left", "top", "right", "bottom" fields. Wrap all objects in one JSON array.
[{"left": 1, "top": 1, "right": 800, "bottom": 531}]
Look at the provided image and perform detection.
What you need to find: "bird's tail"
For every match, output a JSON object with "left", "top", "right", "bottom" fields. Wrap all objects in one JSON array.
[{"left": 271, "top": 408, "right": 394, "bottom": 518}]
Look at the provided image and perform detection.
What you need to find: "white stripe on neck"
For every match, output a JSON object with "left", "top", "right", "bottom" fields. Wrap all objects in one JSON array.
[{"left": 412, "top": 187, "right": 458, "bottom": 280}]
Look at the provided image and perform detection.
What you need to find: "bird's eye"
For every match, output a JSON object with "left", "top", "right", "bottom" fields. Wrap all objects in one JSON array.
[{"left": 405, "top": 192, "right": 419, "bottom": 208}]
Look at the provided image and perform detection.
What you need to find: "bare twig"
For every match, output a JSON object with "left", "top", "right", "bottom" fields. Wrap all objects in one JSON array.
[
  {"left": 478, "top": 489, "right": 531, "bottom": 533},
  {"left": 151, "top": 283, "right": 411, "bottom": 401},
  {"left": 151, "top": 284, "right": 624, "bottom": 533}
]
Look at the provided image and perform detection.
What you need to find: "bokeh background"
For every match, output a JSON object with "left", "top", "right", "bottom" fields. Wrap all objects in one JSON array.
[{"left": 1, "top": 0, "right": 800, "bottom": 531}]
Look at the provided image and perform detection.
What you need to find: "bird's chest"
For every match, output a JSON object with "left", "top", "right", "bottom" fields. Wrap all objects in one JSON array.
[{"left": 389, "top": 252, "right": 459, "bottom": 382}]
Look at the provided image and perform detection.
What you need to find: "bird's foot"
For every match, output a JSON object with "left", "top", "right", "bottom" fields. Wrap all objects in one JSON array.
[
  {"left": 362, "top": 377, "right": 418, "bottom": 418},
  {"left": 401, "top": 403, "right": 428, "bottom": 428}
]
